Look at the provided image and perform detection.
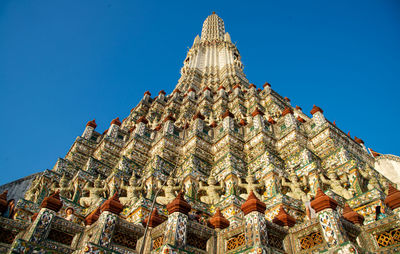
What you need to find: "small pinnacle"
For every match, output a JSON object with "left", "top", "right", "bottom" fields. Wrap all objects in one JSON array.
[{"left": 212, "top": 11, "right": 216, "bottom": 14}]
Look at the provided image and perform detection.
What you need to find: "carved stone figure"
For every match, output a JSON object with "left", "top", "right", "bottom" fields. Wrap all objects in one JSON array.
[
  {"left": 199, "top": 176, "right": 224, "bottom": 205},
  {"left": 79, "top": 175, "right": 107, "bottom": 207},
  {"left": 120, "top": 174, "right": 143, "bottom": 207},
  {"left": 359, "top": 165, "right": 382, "bottom": 191},
  {"left": 320, "top": 169, "right": 353, "bottom": 199},
  {"left": 57, "top": 174, "right": 74, "bottom": 200},
  {"left": 25, "top": 176, "right": 43, "bottom": 202},
  {"left": 281, "top": 170, "right": 309, "bottom": 202},
  {"left": 156, "top": 179, "right": 182, "bottom": 205},
  {"left": 238, "top": 172, "right": 263, "bottom": 200}
]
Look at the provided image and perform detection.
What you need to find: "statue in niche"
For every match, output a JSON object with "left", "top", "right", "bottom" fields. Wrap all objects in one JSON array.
[
  {"left": 281, "top": 169, "right": 309, "bottom": 202},
  {"left": 183, "top": 180, "right": 198, "bottom": 200},
  {"left": 145, "top": 181, "right": 156, "bottom": 199},
  {"left": 56, "top": 174, "right": 74, "bottom": 200},
  {"left": 120, "top": 174, "right": 143, "bottom": 207},
  {"left": 156, "top": 179, "right": 182, "bottom": 205},
  {"left": 25, "top": 176, "right": 44, "bottom": 202},
  {"left": 199, "top": 176, "right": 224, "bottom": 205},
  {"left": 320, "top": 169, "right": 353, "bottom": 199},
  {"left": 358, "top": 165, "right": 382, "bottom": 191},
  {"left": 238, "top": 172, "right": 263, "bottom": 200},
  {"left": 79, "top": 175, "right": 107, "bottom": 207}
]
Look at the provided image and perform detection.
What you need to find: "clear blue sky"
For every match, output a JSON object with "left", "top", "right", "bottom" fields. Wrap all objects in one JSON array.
[{"left": 1, "top": 0, "right": 399, "bottom": 185}]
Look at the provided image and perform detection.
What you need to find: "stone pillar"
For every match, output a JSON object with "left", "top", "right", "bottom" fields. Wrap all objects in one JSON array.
[
  {"left": 251, "top": 107, "right": 265, "bottom": 130},
  {"left": 25, "top": 191, "right": 63, "bottom": 243},
  {"left": 209, "top": 208, "right": 229, "bottom": 254},
  {"left": 218, "top": 86, "right": 226, "bottom": 98},
  {"left": 135, "top": 116, "right": 148, "bottom": 136},
  {"left": 139, "top": 209, "right": 165, "bottom": 253},
  {"left": 158, "top": 90, "right": 166, "bottom": 101},
  {"left": 248, "top": 83, "right": 257, "bottom": 96},
  {"left": 172, "top": 89, "right": 181, "bottom": 100},
  {"left": 163, "top": 114, "right": 176, "bottom": 135},
  {"left": 88, "top": 193, "right": 123, "bottom": 248},
  {"left": 233, "top": 84, "right": 241, "bottom": 96},
  {"left": 82, "top": 119, "right": 97, "bottom": 139},
  {"left": 161, "top": 192, "right": 191, "bottom": 252},
  {"left": 203, "top": 86, "right": 212, "bottom": 98},
  {"left": 263, "top": 82, "right": 271, "bottom": 94},
  {"left": 282, "top": 107, "right": 297, "bottom": 128},
  {"left": 310, "top": 105, "right": 326, "bottom": 126},
  {"left": 311, "top": 189, "right": 358, "bottom": 251},
  {"left": 222, "top": 110, "right": 234, "bottom": 131},
  {"left": 188, "top": 87, "right": 196, "bottom": 99},
  {"left": 143, "top": 90, "right": 151, "bottom": 102},
  {"left": 107, "top": 117, "right": 121, "bottom": 138},
  {"left": 240, "top": 191, "right": 269, "bottom": 253},
  {"left": 193, "top": 112, "right": 205, "bottom": 133}
]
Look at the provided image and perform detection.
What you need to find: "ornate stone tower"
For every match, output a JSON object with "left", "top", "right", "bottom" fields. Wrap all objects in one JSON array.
[{"left": 1, "top": 12, "right": 400, "bottom": 254}]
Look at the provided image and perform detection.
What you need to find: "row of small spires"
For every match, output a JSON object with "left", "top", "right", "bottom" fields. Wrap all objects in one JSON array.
[
  {"left": 85, "top": 104, "right": 371, "bottom": 151},
  {"left": 2, "top": 183, "right": 398, "bottom": 230},
  {"left": 144, "top": 82, "right": 271, "bottom": 99}
]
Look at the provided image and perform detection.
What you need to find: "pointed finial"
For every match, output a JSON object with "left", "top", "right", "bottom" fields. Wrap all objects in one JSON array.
[
  {"left": 241, "top": 191, "right": 266, "bottom": 215},
  {"left": 209, "top": 208, "right": 230, "bottom": 229},
  {"left": 272, "top": 205, "right": 296, "bottom": 227},
  {"left": 384, "top": 184, "right": 400, "bottom": 210},
  {"left": 86, "top": 119, "right": 97, "bottom": 129}
]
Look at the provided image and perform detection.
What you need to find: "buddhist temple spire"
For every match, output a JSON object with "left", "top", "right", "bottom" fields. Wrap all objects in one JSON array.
[{"left": 200, "top": 12, "right": 225, "bottom": 42}]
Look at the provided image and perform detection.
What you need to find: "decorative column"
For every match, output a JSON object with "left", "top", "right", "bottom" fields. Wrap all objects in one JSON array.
[
  {"left": 218, "top": 86, "right": 226, "bottom": 98},
  {"left": 82, "top": 119, "right": 97, "bottom": 139},
  {"left": 143, "top": 91, "right": 152, "bottom": 102},
  {"left": 310, "top": 105, "right": 326, "bottom": 126},
  {"left": 188, "top": 87, "right": 196, "bottom": 99},
  {"left": 263, "top": 82, "right": 271, "bottom": 94},
  {"left": 248, "top": 83, "right": 257, "bottom": 96},
  {"left": 209, "top": 208, "right": 229, "bottom": 254},
  {"left": 107, "top": 117, "right": 121, "bottom": 138},
  {"left": 139, "top": 209, "right": 165, "bottom": 253},
  {"left": 193, "top": 111, "right": 205, "bottom": 133},
  {"left": 163, "top": 114, "right": 176, "bottom": 135},
  {"left": 233, "top": 84, "right": 241, "bottom": 96},
  {"left": 222, "top": 110, "right": 235, "bottom": 131},
  {"left": 240, "top": 191, "right": 269, "bottom": 253},
  {"left": 25, "top": 191, "right": 63, "bottom": 243},
  {"left": 203, "top": 86, "right": 212, "bottom": 99},
  {"left": 281, "top": 106, "right": 297, "bottom": 128},
  {"left": 88, "top": 193, "right": 123, "bottom": 249},
  {"left": 161, "top": 192, "right": 191, "bottom": 253},
  {"left": 135, "top": 116, "right": 148, "bottom": 136},
  {"left": 251, "top": 107, "right": 265, "bottom": 130},
  {"left": 310, "top": 189, "right": 358, "bottom": 252},
  {"left": 157, "top": 90, "right": 166, "bottom": 101}
]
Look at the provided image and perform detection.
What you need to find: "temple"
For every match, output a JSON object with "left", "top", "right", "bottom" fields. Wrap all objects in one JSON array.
[{"left": 1, "top": 13, "right": 400, "bottom": 254}]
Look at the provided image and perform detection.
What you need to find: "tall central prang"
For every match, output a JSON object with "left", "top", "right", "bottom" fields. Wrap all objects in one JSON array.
[{"left": 178, "top": 12, "right": 249, "bottom": 92}]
